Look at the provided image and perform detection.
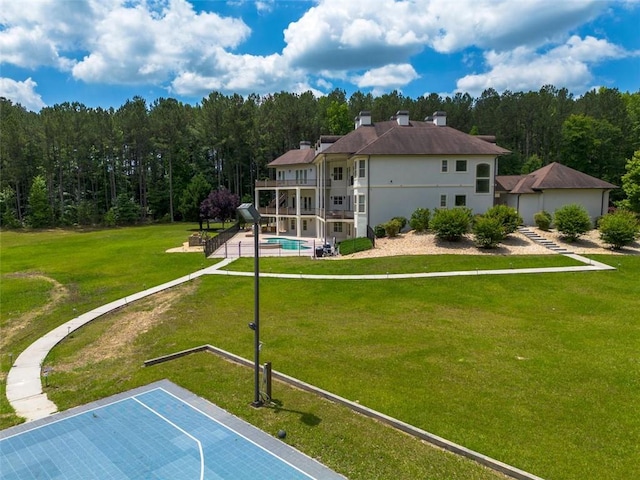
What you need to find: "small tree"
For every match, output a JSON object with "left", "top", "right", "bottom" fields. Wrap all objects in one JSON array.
[
  {"left": 114, "top": 194, "right": 140, "bottom": 225},
  {"left": 483, "top": 204, "right": 522, "bottom": 235},
  {"left": 618, "top": 150, "right": 640, "bottom": 213},
  {"left": 430, "top": 207, "right": 473, "bottom": 241},
  {"left": 409, "top": 207, "right": 430, "bottom": 232},
  {"left": 0, "top": 186, "right": 21, "bottom": 228},
  {"left": 598, "top": 209, "right": 639, "bottom": 249},
  {"left": 473, "top": 216, "right": 505, "bottom": 248},
  {"left": 534, "top": 210, "right": 553, "bottom": 231},
  {"left": 179, "top": 173, "right": 212, "bottom": 223},
  {"left": 554, "top": 204, "right": 591, "bottom": 241},
  {"left": 27, "top": 175, "right": 53, "bottom": 228},
  {"left": 200, "top": 187, "right": 240, "bottom": 228}
]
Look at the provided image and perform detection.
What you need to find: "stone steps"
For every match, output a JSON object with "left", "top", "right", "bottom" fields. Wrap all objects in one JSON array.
[{"left": 518, "top": 227, "right": 574, "bottom": 254}]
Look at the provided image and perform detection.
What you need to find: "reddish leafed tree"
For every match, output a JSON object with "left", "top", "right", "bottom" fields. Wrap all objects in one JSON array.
[{"left": 200, "top": 188, "right": 240, "bottom": 228}]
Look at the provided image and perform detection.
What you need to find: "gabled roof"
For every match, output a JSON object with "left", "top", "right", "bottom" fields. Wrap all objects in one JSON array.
[
  {"left": 496, "top": 162, "right": 617, "bottom": 194},
  {"left": 322, "top": 120, "right": 511, "bottom": 156},
  {"left": 268, "top": 148, "right": 315, "bottom": 167}
]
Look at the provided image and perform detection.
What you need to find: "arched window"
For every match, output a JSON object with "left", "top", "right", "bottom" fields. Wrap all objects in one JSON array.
[{"left": 476, "top": 163, "right": 491, "bottom": 193}]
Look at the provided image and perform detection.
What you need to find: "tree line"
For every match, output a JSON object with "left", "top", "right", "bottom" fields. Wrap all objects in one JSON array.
[{"left": 1, "top": 86, "right": 639, "bottom": 228}]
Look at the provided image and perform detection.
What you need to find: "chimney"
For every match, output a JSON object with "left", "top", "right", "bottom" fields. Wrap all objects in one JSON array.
[
  {"left": 299, "top": 141, "right": 311, "bottom": 150},
  {"left": 396, "top": 110, "right": 409, "bottom": 126},
  {"left": 432, "top": 111, "right": 447, "bottom": 126},
  {"left": 355, "top": 110, "right": 372, "bottom": 129}
]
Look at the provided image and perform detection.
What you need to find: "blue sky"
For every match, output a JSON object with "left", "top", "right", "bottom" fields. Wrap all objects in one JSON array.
[{"left": 1, "top": 0, "right": 639, "bottom": 111}]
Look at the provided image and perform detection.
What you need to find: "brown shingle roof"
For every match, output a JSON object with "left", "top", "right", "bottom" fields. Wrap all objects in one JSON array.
[
  {"left": 268, "top": 148, "right": 315, "bottom": 167},
  {"left": 323, "top": 120, "right": 511, "bottom": 156},
  {"left": 496, "top": 162, "right": 617, "bottom": 194}
]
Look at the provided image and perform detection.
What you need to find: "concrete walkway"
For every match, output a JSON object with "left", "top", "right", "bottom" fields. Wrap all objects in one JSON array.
[
  {"left": 6, "top": 253, "right": 614, "bottom": 422},
  {"left": 5, "top": 259, "right": 235, "bottom": 421}
]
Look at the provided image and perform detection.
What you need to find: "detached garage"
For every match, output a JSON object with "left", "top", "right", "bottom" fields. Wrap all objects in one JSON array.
[{"left": 495, "top": 162, "right": 617, "bottom": 226}]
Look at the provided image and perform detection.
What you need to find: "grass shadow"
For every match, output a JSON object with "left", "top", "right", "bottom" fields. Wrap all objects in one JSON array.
[{"left": 266, "top": 398, "right": 322, "bottom": 427}]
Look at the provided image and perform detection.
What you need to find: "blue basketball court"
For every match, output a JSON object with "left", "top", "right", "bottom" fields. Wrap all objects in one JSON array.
[{"left": 0, "top": 380, "right": 343, "bottom": 479}]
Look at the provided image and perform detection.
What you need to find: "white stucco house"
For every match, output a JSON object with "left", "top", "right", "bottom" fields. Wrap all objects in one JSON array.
[
  {"left": 495, "top": 163, "right": 617, "bottom": 226},
  {"left": 255, "top": 110, "right": 511, "bottom": 241}
]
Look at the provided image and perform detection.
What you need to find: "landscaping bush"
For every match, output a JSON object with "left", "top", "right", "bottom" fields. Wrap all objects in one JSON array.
[
  {"left": 384, "top": 219, "right": 403, "bottom": 237},
  {"left": 430, "top": 207, "right": 472, "bottom": 241},
  {"left": 484, "top": 204, "right": 522, "bottom": 235},
  {"left": 473, "top": 216, "right": 505, "bottom": 248},
  {"left": 391, "top": 216, "right": 408, "bottom": 231},
  {"left": 534, "top": 210, "right": 553, "bottom": 230},
  {"left": 409, "top": 208, "right": 430, "bottom": 232},
  {"left": 554, "top": 204, "right": 591, "bottom": 241},
  {"left": 598, "top": 209, "right": 640, "bottom": 249},
  {"left": 374, "top": 224, "right": 387, "bottom": 238},
  {"left": 338, "top": 237, "right": 373, "bottom": 255}
]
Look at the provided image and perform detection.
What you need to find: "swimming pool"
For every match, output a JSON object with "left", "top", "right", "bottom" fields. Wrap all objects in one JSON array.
[{"left": 265, "top": 238, "right": 311, "bottom": 250}]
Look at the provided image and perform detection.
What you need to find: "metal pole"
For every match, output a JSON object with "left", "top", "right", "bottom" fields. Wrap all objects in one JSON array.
[{"left": 252, "top": 221, "right": 262, "bottom": 407}]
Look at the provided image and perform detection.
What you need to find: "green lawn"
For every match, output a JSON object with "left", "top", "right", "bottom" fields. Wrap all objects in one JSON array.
[{"left": 2, "top": 227, "right": 638, "bottom": 480}]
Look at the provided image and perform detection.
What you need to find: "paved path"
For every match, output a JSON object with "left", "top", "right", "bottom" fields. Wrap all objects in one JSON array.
[{"left": 6, "top": 253, "right": 614, "bottom": 422}]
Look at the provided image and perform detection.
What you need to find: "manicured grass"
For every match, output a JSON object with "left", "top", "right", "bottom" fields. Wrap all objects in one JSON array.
[
  {"left": 225, "top": 253, "right": 584, "bottom": 274},
  {"left": 45, "top": 252, "right": 639, "bottom": 480},
  {"left": 3, "top": 227, "right": 639, "bottom": 479},
  {"left": 0, "top": 224, "right": 218, "bottom": 426},
  {"left": 45, "top": 284, "right": 505, "bottom": 480}
]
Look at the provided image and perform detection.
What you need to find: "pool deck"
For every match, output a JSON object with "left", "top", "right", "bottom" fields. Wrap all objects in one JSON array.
[{"left": 209, "top": 233, "right": 329, "bottom": 258}]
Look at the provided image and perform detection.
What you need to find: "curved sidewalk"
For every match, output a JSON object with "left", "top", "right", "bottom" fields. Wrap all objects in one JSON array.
[
  {"left": 6, "top": 254, "right": 614, "bottom": 422},
  {"left": 6, "top": 259, "right": 235, "bottom": 421}
]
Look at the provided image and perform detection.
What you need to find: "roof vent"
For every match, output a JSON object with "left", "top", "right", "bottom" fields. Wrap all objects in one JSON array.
[
  {"left": 396, "top": 110, "right": 409, "bottom": 126},
  {"left": 355, "top": 111, "right": 372, "bottom": 129},
  {"left": 433, "top": 111, "right": 446, "bottom": 126}
]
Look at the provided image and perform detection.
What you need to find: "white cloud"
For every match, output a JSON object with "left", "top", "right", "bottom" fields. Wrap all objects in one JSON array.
[
  {"left": 354, "top": 64, "right": 419, "bottom": 89},
  {"left": 0, "top": 0, "right": 636, "bottom": 101},
  {"left": 455, "top": 35, "right": 630, "bottom": 97},
  {"left": 0, "top": 77, "right": 46, "bottom": 111}
]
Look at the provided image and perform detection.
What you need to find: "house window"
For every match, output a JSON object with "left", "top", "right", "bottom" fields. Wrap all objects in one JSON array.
[
  {"left": 333, "top": 167, "right": 343, "bottom": 180},
  {"left": 455, "top": 160, "right": 467, "bottom": 172},
  {"left": 334, "top": 222, "right": 343, "bottom": 233},
  {"left": 290, "top": 219, "right": 295, "bottom": 230},
  {"left": 358, "top": 159, "right": 366, "bottom": 178},
  {"left": 476, "top": 163, "right": 491, "bottom": 193},
  {"left": 333, "top": 196, "right": 343, "bottom": 206},
  {"left": 440, "top": 194, "right": 447, "bottom": 207},
  {"left": 357, "top": 194, "right": 366, "bottom": 213},
  {"left": 278, "top": 170, "right": 283, "bottom": 180},
  {"left": 441, "top": 160, "right": 448, "bottom": 173},
  {"left": 455, "top": 195, "right": 466, "bottom": 206},
  {"left": 303, "top": 219, "right": 308, "bottom": 231}
]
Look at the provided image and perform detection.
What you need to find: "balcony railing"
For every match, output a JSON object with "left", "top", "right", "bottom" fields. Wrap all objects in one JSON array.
[
  {"left": 255, "top": 179, "right": 331, "bottom": 188},
  {"left": 256, "top": 207, "right": 354, "bottom": 219},
  {"left": 258, "top": 207, "right": 320, "bottom": 216}
]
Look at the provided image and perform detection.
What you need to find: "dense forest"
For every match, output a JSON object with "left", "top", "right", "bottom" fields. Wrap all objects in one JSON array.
[{"left": 1, "top": 86, "right": 639, "bottom": 227}]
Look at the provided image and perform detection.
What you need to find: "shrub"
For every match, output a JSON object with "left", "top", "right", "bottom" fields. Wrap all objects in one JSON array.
[
  {"left": 554, "top": 204, "right": 591, "bottom": 241},
  {"left": 391, "top": 216, "right": 408, "bottom": 231},
  {"left": 338, "top": 237, "right": 373, "bottom": 255},
  {"left": 484, "top": 204, "right": 522, "bottom": 235},
  {"left": 473, "top": 216, "right": 505, "bottom": 248},
  {"left": 374, "top": 224, "right": 387, "bottom": 238},
  {"left": 409, "top": 208, "right": 430, "bottom": 232},
  {"left": 598, "top": 209, "right": 639, "bottom": 249},
  {"left": 534, "top": 210, "right": 553, "bottom": 230},
  {"left": 384, "top": 219, "right": 403, "bottom": 237},
  {"left": 430, "top": 207, "right": 472, "bottom": 241}
]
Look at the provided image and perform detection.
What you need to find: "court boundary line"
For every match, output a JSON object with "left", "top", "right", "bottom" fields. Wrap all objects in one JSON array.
[
  {"left": 1, "top": 382, "right": 334, "bottom": 479},
  {"left": 132, "top": 395, "right": 205, "bottom": 480},
  {"left": 158, "top": 387, "right": 315, "bottom": 479}
]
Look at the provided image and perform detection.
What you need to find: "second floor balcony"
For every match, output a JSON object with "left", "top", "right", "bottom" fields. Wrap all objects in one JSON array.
[{"left": 255, "top": 179, "right": 331, "bottom": 188}]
